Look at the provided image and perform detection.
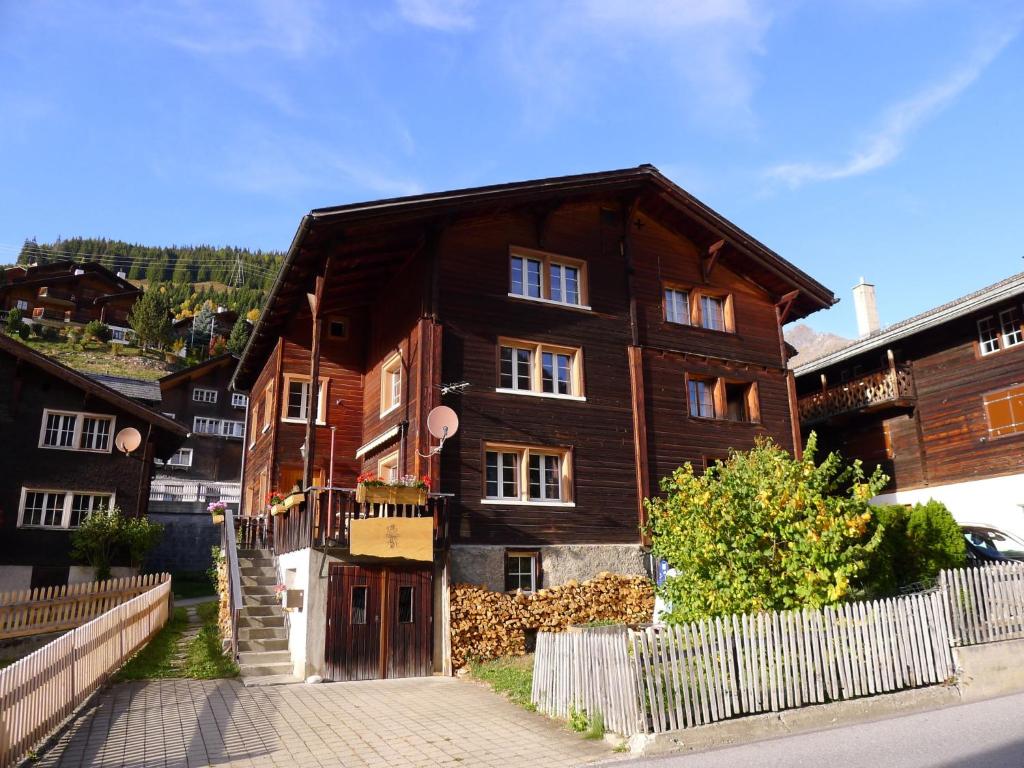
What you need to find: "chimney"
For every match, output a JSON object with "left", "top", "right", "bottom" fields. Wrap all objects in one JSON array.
[
  {"left": 73, "top": 268, "right": 85, "bottom": 276},
  {"left": 853, "top": 277, "right": 880, "bottom": 338},
  {"left": 116, "top": 270, "right": 127, "bottom": 279}
]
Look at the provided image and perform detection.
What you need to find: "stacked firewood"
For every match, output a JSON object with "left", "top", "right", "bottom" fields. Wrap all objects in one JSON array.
[{"left": 449, "top": 572, "right": 654, "bottom": 669}]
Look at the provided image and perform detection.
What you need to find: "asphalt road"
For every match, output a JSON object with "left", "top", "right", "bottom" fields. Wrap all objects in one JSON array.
[{"left": 618, "top": 692, "right": 1024, "bottom": 768}]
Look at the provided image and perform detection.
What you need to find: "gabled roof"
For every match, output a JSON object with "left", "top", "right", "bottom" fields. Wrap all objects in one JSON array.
[
  {"left": 0, "top": 334, "right": 187, "bottom": 439},
  {"left": 1, "top": 260, "right": 141, "bottom": 298},
  {"left": 159, "top": 353, "right": 238, "bottom": 390},
  {"left": 793, "top": 270, "right": 1024, "bottom": 376},
  {"left": 233, "top": 165, "right": 836, "bottom": 390},
  {"left": 88, "top": 373, "right": 163, "bottom": 404}
]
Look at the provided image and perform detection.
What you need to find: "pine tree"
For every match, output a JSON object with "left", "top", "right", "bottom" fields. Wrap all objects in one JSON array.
[
  {"left": 226, "top": 316, "right": 251, "bottom": 356},
  {"left": 127, "top": 287, "right": 172, "bottom": 351}
]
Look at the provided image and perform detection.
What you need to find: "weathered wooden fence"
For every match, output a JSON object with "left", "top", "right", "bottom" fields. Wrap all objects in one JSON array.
[
  {"left": 532, "top": 626, "right": 645, "bottom": 736},
  {"left": 941, "top": 562, "right": 1024, "bottom": 646},
  {"left": 0, "top": 573, "right": 169, "bottom": 640},
  {"left": 0, "top": 576, "right": 171, "bottom": 768}
]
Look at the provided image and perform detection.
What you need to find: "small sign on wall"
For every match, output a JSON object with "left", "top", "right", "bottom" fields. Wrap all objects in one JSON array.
[{"left": 349, "top": 517, "right": 433, "bottom": 562}]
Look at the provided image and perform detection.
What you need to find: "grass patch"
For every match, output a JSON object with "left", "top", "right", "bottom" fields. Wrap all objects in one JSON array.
[
  {"left": 468, "top": 655, "right": 535, "bottom": 711},
  {"left": 20, "top": 337, "right": 175, "bottom": 380},
  {"left": 184, "top": 601, "right": 238, "bottom": 679},
  {"left": 172, "top": 571, "right": 216, "bottom": 600},
  {"left": 115, "top": 607, "right": 189, "bottom": 681}
]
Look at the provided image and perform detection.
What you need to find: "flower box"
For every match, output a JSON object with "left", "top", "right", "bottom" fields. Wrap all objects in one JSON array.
[
  {"left": 355, "top": 485, "right": 427, "bottom": 506},
  {"left": 270, "top": 504, "right": 286, "bottom": 516},
  {"left": 284, "top": 491, "right": 304, "bottom": 509},
  {"left": 211, "top": 513, "right": 224, "bottom": 524}
]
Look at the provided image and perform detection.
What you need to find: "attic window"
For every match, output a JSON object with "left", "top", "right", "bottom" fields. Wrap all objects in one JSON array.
[{"left": 328, "top": 318, "right": 348, "bottom": 339}]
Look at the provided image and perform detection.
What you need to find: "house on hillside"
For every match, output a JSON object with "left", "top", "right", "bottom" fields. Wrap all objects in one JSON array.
[
  {"left": 0, "top": 334, "right": 187, "bottom": 592},
  {"left": 0, "top": 260, "right": 142, "bottom": 341},
  {"left": 230, "top": 165, "right": 835, "bottom": 681},
  {"left": 171, "top": 308, "right": 239, "bottom": 356},
  {"left": 793, "top": 273, "right": 1024, "bottom": 540}
]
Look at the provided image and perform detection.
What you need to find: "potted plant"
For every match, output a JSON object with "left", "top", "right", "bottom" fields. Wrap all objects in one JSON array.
[
  {"left": 283, "top": 485, "right": 305, "bottom": 509},
  {"left": 207, "top": 501, "right": 227, "bottom": 524},
  {"left": 267, "top": 490, "right": 286, "bottom": 516},
  {"left": 355, "top": 472, "right": 430, "bottom": 506}
]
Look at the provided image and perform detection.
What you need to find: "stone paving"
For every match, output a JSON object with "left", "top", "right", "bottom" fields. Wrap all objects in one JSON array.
[{"left": 35, "top": 676, "right": 612, "bottom": 768}]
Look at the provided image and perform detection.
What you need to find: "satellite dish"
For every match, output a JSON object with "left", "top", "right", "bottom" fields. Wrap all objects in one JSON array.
[
  {"left": 114, "top": 427, "right": 142, "bottom": 455},
  {"left": 427, "top": 406, "right": 459, "bottom": 439}
]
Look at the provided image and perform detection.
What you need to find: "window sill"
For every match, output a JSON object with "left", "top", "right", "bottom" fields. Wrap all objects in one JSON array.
[
  {"left": 494, "top": 388, "right": 586, "bottom": 402},
  {"left": 480, "top": 499, "right": 576, "bottom": 508},
  {"left": 38, "top": 445, "right": 113, "bottom": 454},
  {"left": 280, "top": 418, "right": 327, "bottom": 426},
  {"left": 688, "top": 415, "right": 762, "bottom": 426},
  {"left": 379, "top": 404, "right": 401, "bottom": 419},
  {"left": 661, "top": 320, "right": 736, "bottom": 336},
  {"left": 506, "top": 293, "right": 592, "bottom": 312}
]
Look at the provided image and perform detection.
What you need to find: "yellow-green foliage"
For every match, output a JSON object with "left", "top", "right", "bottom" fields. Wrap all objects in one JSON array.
[{"left": 646, "top": 434, "right": 887, "bottom": 623}]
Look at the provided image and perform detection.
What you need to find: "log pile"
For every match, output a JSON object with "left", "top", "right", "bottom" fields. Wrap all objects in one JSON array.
[{"left": 449, "top": 572, "right": 654, "bottom": 669}]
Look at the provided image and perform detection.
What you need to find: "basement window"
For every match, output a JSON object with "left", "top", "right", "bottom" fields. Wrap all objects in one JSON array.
[{"left": 505, "top": 551, "right": 539, "bottom": 592}]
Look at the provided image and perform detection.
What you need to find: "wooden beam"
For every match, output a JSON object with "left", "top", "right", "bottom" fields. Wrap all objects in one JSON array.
[
  {"left": 775, "top": 289, "right": 800, "bottom": 325},
  {"left": 702, "top": 239, "right": 725, "bottom": 281},
  {"left": 627, "top": 346, "right": 651, "bottom": 545}
]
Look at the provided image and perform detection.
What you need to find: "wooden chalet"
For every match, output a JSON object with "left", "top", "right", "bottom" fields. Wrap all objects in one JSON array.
[
  {"left": 0, "top": 260, "right": 141, "bottom": 339},
  {"left": 0, "top": 334, "right": 187, "bottom": 592},
  {"left": 793, "top": 271, "right": 1024, "bottom": 540},
  {"left": 230, "top": 165, "right": 835, "bottom": 681}
]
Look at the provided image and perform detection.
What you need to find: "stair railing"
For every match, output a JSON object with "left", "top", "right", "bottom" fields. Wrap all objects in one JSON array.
[{"left": 222, "top": 504, "right": 243, "bottom": 660}]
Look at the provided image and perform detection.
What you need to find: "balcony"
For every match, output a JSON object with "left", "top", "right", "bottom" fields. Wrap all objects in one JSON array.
[
  {"left": 798, "top": 365, "right": 915, "bottom": 425},
  {"left": 36, "top": 286, "right": 75, "bottom": 306}
]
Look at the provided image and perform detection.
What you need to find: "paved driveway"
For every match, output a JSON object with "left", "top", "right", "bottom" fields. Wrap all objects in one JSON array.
[{"left": 36, "top": 677, "right": 610, "bottom": 768}]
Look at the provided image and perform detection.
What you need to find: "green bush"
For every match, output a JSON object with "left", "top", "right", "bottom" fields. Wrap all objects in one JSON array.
[
  {"left": 5, "top": 307, "right": 23, "bottom": 334},
  {"left": 83, "top": 319, "right": 112, "bottom": 343},
  {"left": 70, "top": 505, "right": 164, "bottom": 580},
  {"left": 646, "top": 433, "right": 887, "bottom": 623},
  {"left": 864, "top": 500, "right": 966, "bottom": 596}
]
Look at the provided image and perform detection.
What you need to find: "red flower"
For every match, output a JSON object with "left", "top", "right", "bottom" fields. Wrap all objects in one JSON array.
[
  {"left": 421, "top": 475, "right": 432, "bottom": 490},
  {"left": 357, "top": 471, "right": 378, "bottom": 485}
]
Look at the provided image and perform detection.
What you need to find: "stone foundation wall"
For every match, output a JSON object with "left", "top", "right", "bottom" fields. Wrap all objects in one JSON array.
[
  {"left": 146, "top": 506, "right": 220, "bottom": 574},
  {"left": 450, "top": 544, "right": 648, "bottom": 592}
]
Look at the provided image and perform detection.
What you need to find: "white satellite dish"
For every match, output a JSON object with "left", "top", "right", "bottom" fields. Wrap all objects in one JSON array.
[
  {"left": 114, "top": 427, "right": 142, "bottom": 455},
  {"left": 421, "top": 406, "right": 458, "bottom": 458}
]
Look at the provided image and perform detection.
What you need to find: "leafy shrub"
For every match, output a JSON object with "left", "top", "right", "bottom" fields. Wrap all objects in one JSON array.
[
  {"left": 83, "top": 319, "right": 111, "bottom": 343},
  {"left": 17, "top": 324, "right": 28, "bottom": 340},
  {"left": 5, "top": 307, "right": 23, "bottom": 334},
  {"left": 646, "top": 433, "right": 887, "bottom": 623},
  {"left": 864, "top": 500, "right": 966, "bottom": 596},
  {"left": 70, "top": 505, "right": 164, "bottom": 580}
]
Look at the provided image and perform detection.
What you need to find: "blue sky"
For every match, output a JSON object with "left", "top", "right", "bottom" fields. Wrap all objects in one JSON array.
[{"left": 1, "top": 0, "right": 1022, "bottom": 336}]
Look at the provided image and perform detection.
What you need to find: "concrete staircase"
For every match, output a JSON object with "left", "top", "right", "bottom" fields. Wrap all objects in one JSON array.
[{"left": 236, "top": 549, "right": 297, "bottom": 685}]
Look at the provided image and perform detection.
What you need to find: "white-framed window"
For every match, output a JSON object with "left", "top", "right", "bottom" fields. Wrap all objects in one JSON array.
[
  {"left": 509, "top": 247, "right": 589, "bottom": 309},
  {"left": 221, "top": 420, "right": 245, "bottom": 439},
  {"left": 380, "top": 354, "right": 402, "bottom": 416},
  {"left": 497, "top": 339, "right": 584, "bottom": 399},
  {"left": 1000, "top": 308, "right": 1023, "bottom": 350},
  {"left": 193, "top": 416, "right": 221, "bottom": 435},
  {"left": 482, "top": 444, "right": 572, "bottom": 505},
  {"left": 165, "top": 448, "right": 193, "bottom": 467},
  {"left": 664, "top": 288, "right": 690, "bottom": 325},
  {"left": 231, "top": 392, "right": 248, "bottom": 408},
  {"left": 700, "top": 294, "right": 726, "bottom": 331},
  {"left": 193, "top": 388, "right": 218, "bottom": 404},
  {"left": 16, "top": 299, "right": 29, "bottom": 311},
  {"left": 688, "top": 378, "right": 716, "bottom": 419},
  {"left": 978, "top": 315, "right": 1001, "bottom": 355},
  {"left": 505, "top": 551, "right": 538, "bottom": 592},
  {"left": 18, "top": 488, "right": 113, "bottom": 529},
  {"left": 377, "top": 451, "right": 400, "bottom": 483},
  {"left": 38, "top": 410, "right": 115, "bottom": 453},
  {"left": 282, "top": 374, "right": 327, "bottom": 424}
]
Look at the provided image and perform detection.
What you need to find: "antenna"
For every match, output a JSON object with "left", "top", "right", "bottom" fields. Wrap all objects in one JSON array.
[
  {"left": 418, "top": 406, "right": 459, "bottom": 458},
  {"left": 437, "top": 381, "right": 471, "bottom": 396}
]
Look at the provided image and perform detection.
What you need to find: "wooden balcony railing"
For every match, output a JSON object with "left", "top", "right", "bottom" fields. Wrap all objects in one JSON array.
[
  {"left": 798, "top": 365, "right": 915, "bottom": 424},
  {"left": 248, "top": 489, "right": 451, "bottom": 557}
]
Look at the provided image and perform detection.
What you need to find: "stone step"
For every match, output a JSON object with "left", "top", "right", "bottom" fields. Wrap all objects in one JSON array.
[
  {"left": 237, "top": 625, "right": 286, "bottom": 640},
  {"left": 239, "top": 603, "right": 284, "bottom": 617},
  {"left": 237, "top": 549, "right": 274, "bottom": 560},
  {"left": 242, "top": 586, "right": 279, "bottom": 599},
  {"left": 238, "top": 638, "right": 289, "bottom": 653},
  {"left": 240, "top": 566, "right": 277, "bottom": 578},
  {"left": 237, "top": 612, "right": 285, "bottom": 627},
  {"left": 240, "top": 662, "right": 295, "bottom": 679},
  {"left": 239, "top": 650, "right": 291, "bottom": 666},
  {"left": 243, "top": 594, "right": 280, "bottom": 607},
  {"left": 241, "top": 673, "right": 302, "bottom": 688},
  {"left": 238, "top": 558, "right": 275, "bottom": 569},
  {"left": 241, "top": 575, "right": 278, "bottom": 588}
]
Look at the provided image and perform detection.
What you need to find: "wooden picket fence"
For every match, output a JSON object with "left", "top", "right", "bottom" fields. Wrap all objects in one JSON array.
[
  {"left": 0, "top": 573, "right": 169, "bottom": 640},
  {"left": 532, "top": 626, "right": 645, "bottom": 736},
  {"left": 532, "top": 589, "right": 955, "bottom": 736},
  {"left": 0, "top": 577, "right": 171, "bottom": 768},
  {"left": 940, "top": 562, "right": 1024, "bottom": 646}
]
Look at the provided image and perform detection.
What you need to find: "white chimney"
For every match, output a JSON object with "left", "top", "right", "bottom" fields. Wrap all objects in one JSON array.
[
  {"left": 116, "top": 270, "right": 127, "bottom": 279},
  {"left": 853, "top": 277, "right": 880, "bottom": 338},
  {"left": 73, "top": 268, "right": 85, "bottom": 276}
]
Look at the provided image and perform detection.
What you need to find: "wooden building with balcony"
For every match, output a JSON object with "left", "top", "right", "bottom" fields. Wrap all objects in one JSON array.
[
  {"left": 793, "top": 271, "right": 1024, "bottom": 539},
  {"left": 230, "top": 165, "right": 834, "bottom": 681}
]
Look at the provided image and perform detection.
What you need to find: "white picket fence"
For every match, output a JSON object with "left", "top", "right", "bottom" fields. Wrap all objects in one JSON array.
[{"left": 940, "top": 563, "right": 1024, "bottom": 645}]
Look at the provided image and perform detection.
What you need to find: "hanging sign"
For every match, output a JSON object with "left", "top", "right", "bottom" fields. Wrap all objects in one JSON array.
[{"left": 349, "top": 517, "right": 433, "bottom": 562}]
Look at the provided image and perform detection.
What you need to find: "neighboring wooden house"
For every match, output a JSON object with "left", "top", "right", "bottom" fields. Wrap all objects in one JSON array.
[
  {"left": 0, "top": 260, "right": 141, "bottom": 340},
  {"left": 793, "top": 272, "right": 1024, "bottom": 539},
  {"left": 0, "top": 334, "right": 187, "bottom": 592},
  {"left": 171, "top": 308, "right": 239, "bottom": 355},
  {"left": 230, "top": 165, "right": 835, "bottom": 680}
]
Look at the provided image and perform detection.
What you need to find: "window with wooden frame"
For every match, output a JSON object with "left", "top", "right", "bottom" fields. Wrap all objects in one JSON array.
[
  {"left": 983, "top": 384, "right": 1024, "bottom": 438},
  {"left": 482, "top": 443, "right": 573, "bottom": 505},
  {"left": 508, "top": 247, "right": 590, "bottom": 309},
  {"left": 380, "top": 353, "right": 402, "bottom": 416},
  {"left": 281, "top": 373, "right": 327, "bottom": 424},
  {"left": 497, "top": 338, "right": 584, "bottom": 399},
  {"left": 38, "top": 409, "right": 115, "bottom": 453},
  {"left": 980, "top": 307, "right": 1024, "bottom": 355},
  {"left": 18, "top": 488, "right": 113, "bottom": 529},
  {"left": 505, "top": 550, "right": 540, "bottom": 592},
  {"left": 662, "top": 284, "right": 735, "bottom": 332},
  {"left": 686, "top": 375, "right": 760, "bottom": 423},
  {"left": 262, "top": 383, "right": 273, "bottom": 431},
  {"left": 377, "top": 450, "right": 400, "bottom": 483}
]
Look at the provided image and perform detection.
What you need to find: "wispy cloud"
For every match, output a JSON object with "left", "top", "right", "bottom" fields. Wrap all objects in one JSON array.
[
  {"left": 766, "top": 24, "right": 1021, "bottom": 188},
  {"left": 396, "top": 0, "right": 476, "bottom": 32}
]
